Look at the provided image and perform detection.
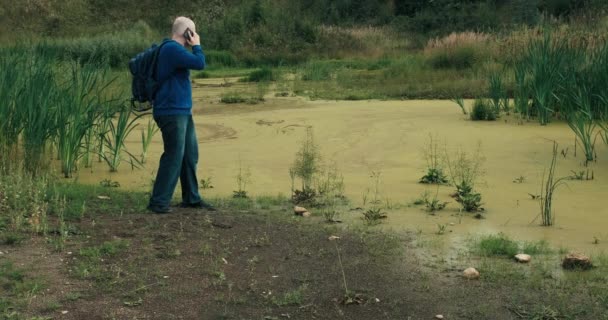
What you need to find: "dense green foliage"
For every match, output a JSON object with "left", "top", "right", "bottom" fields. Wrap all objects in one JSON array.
[{"left": 2, "top": 0, "right": 607, "bottom": 66}]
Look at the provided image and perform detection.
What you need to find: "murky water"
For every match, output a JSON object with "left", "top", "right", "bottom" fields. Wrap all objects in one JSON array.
[{"left": 76, "top": 80, "right": 608, "bottom": 253}]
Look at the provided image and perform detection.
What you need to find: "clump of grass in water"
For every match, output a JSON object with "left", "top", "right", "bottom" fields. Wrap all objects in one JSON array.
[
  {"left": 470, "top": 98, "right": 497, "bottom": 121},
  {"left": 488, "top": 72, "right": 508, "bottom": 115},
  {"left": 419, "top": 134, "right": 449, "bottom": 184},
  {"left": 446, "top": 144, "right": 485, "bottom": 215},
  {"left": 424, "top": 187, "right": 448, "bottom": 214},
  {"left": 538, "top": 142, "right": 568, "bottom": 227}
]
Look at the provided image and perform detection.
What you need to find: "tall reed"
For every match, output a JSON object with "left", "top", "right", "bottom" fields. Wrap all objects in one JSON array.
[
  {"left": 101, "top": 106, "right": 142, "bottom": 172},
  {"left": 140, "top": 117, "right": 159, "bottom": 164},
  {"left": 526, "top": 33, "right": 568, "bottom": 125},
  {"left": 19, "top": 54, "right": 60, "bottom": 175},
  {"left": 539, "top": 142, "right": 568, "bottom": 226}
]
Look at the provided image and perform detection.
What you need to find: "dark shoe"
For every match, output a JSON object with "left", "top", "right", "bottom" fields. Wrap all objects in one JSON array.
[
  {"left": 180, "top": 200, "right": 217, "bottom": 211},
  {"left": 147, "top": 205, "right": 173, "bottom": 214}
]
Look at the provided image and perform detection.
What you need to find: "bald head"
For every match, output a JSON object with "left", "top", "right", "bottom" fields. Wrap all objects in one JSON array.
[{"left": 172, "top": 16, "right": 196, "bottom": 36}]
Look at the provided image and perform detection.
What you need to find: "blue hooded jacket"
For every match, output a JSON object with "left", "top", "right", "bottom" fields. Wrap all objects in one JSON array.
[{"left": 153, "top": 40, "right": 206, "bottom": 116}]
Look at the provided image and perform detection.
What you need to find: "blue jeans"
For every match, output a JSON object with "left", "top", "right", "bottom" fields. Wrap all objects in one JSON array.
[{"left": 149, "top": 115, "right": 202, "bottom": 209}]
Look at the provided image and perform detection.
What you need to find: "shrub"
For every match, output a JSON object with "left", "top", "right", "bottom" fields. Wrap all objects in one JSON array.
[
  {"left": 471, "top": 99, "right": 491, "bottom": 121},
  {"left": 427, "top": 46, "right": 477, "bottom": 69},
  {"left": 205, "top": 50, "right": 238, "bottom": 67},
  {"left": 245, "top": 67, "right": 275, "bottom": 82}
]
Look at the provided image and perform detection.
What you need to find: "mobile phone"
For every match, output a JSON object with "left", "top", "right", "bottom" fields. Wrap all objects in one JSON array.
[{"left": 183, "top": 28, "right": 192, "bottom": 41}]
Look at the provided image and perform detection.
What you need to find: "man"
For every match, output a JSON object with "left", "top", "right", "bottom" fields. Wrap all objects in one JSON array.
[{"left": 147, "top": 16, "right": 215, "bottom": 214}]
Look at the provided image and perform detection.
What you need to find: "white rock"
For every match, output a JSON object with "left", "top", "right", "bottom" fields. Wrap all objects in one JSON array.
[
  {"left": 294, "top": 206, "right": 308, "bottom": 215},
  {"left": 302, "top": 211, "right": 312, "bottom": 218},
  {"left": 515, "top": 253, "right": 532, "bottom": 263},
  {"left": 328, "top": 236, "right": 340, "bottom": 241},
  {"left": 463, "top": 267, "right": 480, "bottom": 279},
  {"left": 435, "top": 315, "right": 444, "bottom": 320},
  {"left": 61, "top": 310, "right": 69, "bottom": 315}
]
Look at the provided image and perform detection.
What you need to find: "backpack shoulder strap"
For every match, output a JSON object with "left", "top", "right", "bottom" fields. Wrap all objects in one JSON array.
[{"left": 151, "top": 39, "right": 173, "bottom": 82}]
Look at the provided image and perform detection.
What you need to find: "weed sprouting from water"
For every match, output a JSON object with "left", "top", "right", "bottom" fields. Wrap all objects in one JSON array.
[
  {"left": 361, "top": 171, "right": 387, "bottom": 225},
  {"left": 290, "top": 127, "right": 322, "bottom": 205},
  {"left": 451, "top": 97, "right": 467, "bottom": 115},
  {"left": 424, "top": 188, "right": 448, "bottom": 214},
  {"left": 538, "top": 142, "right": 568, "bottom": 227},
  {"left": 419, "top": 134, "right": 448, "bottom": 184},
  {"left": 446, "top": 144, "right": 485, "bottom": 214},
  {"left": 233, "top": 160, "right": 251, "bottom": 199}
]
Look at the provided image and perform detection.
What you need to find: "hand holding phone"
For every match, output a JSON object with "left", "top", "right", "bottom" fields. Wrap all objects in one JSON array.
[{"left": 183, "top": 28, "right": 200, "bottom": 46}]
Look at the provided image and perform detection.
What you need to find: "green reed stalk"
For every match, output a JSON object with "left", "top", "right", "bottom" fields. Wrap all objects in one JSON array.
[
  {"left": 488, "top": 72, "right": 506, "bottom": 115},
  {"left": 56, "top": 64, "right": 107, "bottom": 177},
  {"left": 140, "top": 117, "right": 159, "bottom": 164},
  {"left": 0, "top": 52, "right": 25, "bottom": 160},
  {"left": 568, "top": 85, "right": 598, "bottom": 162},
  {"left": 527, "top": 32, "right": 568, "bottom": 125},
  {"left": 101, "top": 107, "right": 143, "bottom": 172},
  {"left": 513, "top": 63, "right": 530, "bottom": 119},
  {"left": 539, "top": 142, "right": 568, "bottom": 227},
  {"left": 20, "top": 54, "right": 60, "bottom": 175}
]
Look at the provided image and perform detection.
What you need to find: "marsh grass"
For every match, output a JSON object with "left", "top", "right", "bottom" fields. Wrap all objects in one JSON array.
[
  {"left": 513, "top": 63, "right": 531, "bottom": 119},
  {"left": 140, "top": 117, "right": 159, "bottom": 164},
  {"left": 470, "top": 99, "right": 496, "bottom": 121},
  {"left": 451, "top": 97, "right": 467, "bottom": 115},
  {"left": 101, "top": 107, "right": 143, "bottom": 172},
  {"left": 539, "top": 142, "right": 568, "bottom": 226},
  {"left": 488, "top": 72, "right": 508, "bottom": 114}
]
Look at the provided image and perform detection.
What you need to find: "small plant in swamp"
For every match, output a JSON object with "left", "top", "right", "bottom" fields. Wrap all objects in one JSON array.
[
  {"left": 470, "top": 98, "right": 497, "bottom": 121},
  {"left": 140, "top": 117, "right": 159, "bottom": 164},
  {"left": 424, "top": 188, "right": 448, "bottom": 214},
  {"left": 361, "top": 171, "right": 387, "bottom": 225},
  {"left": 419, "top": 134, "right": 449, "bottom": 184},
  {"left": 200, "top": 176, "right": 214, "bottom": 190},
  {"left": 99, "top": 179, "right": 120, "bottom": 188},
  {"left": 568, "top": 169, "right": 594, "bottom": 181},
  {"left": 317, "top": 164, "right": 345, "bottom": 223},
  {"left": 233, "top": 161, "right": 251, "bottom": 199},
  {"left": 290, "top": 127, "right": 322, "bottom": 205},
  {"left": 446, "top": 144, "right": 485, "bottom": 213},
  {"left": 451, "top": 96, "right": 467, "bottom": 115},
  {"left": 436, "top": 224, "right": 447, "bottom": 235},
  {"left": 538, "top": 142, "right": 568, "bottom": 227}
]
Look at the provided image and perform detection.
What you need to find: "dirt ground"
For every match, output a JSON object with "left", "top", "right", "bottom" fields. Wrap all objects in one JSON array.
[{"left": 3, "top": 203, "right": 606, "bottom": 320}]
